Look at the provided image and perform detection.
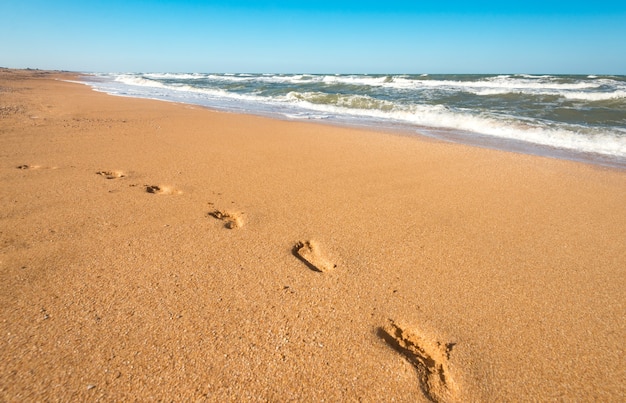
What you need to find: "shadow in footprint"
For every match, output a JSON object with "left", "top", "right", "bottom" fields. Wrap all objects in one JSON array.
[
  {"left": 97, "top": 170, "right": 125, "bottom": 179},
  {"left": 208, "top": 210, "right": 244, "bottom": 229},
  {"left": 378, "top": 320, "right": 457, "bottom": 403},
  {"left": 17, "top": 164, "right": 57, "bottom": 170},
  {"left": 292, "top": 240, "right": 336, "bottom": 273},
  {"left": 17, "top": 164, "right": 40, "bottom": 170},
  {"left": 146, "top": 185, "right": 182, "bottom": 195}
]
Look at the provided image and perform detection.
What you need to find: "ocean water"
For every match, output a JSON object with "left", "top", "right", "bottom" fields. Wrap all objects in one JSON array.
[{"left": 84, "top": 73, "right": 626, "bottom": 167}]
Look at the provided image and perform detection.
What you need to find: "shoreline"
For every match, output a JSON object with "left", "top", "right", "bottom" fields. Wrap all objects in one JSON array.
[
  {"left": 79, "top": 72, "right": 626, "bottom": 170},
  {"left": 1, "top": 68, "right": 625, "bottom": 400}
]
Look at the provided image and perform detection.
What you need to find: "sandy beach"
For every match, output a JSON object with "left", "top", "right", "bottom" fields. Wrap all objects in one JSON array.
[{"left": 1, "top": 68, "right": 625, "bottom": 401}]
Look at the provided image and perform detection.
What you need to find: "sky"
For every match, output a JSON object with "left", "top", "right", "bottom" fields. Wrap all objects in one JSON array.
[{"left": 1, "top": 0, "right": 625, "bottom": 74}]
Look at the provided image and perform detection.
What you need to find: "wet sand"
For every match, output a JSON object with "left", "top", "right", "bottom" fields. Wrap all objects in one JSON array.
[{"left": 1, "top": 68, "right": 625, "bottom": 401}]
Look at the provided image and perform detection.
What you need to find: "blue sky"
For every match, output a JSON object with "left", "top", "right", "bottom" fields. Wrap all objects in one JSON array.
[{"left": 1, "top": 0, "right": 625, "bottom": 74}]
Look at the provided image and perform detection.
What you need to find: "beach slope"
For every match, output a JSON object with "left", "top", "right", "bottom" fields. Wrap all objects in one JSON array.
[{"left": 1, "top": 69, "right": 625, "bottom": 401}]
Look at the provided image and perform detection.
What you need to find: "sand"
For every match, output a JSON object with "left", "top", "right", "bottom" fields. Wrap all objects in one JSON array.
[{"left": 1, "top": 68, "right": 625, "bottom": 401}]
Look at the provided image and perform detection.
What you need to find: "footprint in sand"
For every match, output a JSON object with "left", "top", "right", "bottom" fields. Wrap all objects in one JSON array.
[
  {"left": 208, "top": 209, "right": 244, "bottom": 229},
  {"left": 145, "top": 185, "right": 182, "bottom": 195},
  {"left": 293, "top": 240, "right": 336, "bottom": 272},
  {"left": 378, "top": 319, "right": 458, "bottom": 403},
  {"left": 17, "top": 164, "right": 57, "bottom": 170},
  {"left": 97, "top": 170, "right": 125, "bottom": 179}
]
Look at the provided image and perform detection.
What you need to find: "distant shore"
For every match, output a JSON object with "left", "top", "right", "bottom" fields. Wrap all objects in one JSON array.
[{"left": 1, "top": 68, "right": 625, "bottom": 401}]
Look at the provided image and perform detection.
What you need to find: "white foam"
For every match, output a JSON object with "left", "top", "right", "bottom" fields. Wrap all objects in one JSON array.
[
  {"left": 305, "top": 74, "right": 597, "bottom": 92},
  {"left": 114, "top": 74, "right": 167, "bottom": 88},
  {"left": 282, "top": 93, "right": 626, "bottom": 157},
  {"left": 450, "top": 76, "right": 598, "bottom": 91},
  {"left": 516, "top": 74, "right": 556, "bottom": 79},
  {"left": 143, "top": 72, "right": 205, "bottom": 80},
  {"left": 560, "top": 90, "right": 626, "bottom": 101},
  {"left": 470, "top": 87, "right": 626, "bottom": 101}
]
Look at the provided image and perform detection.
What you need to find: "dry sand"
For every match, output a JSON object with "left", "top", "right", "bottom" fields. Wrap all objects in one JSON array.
[{"left": 1, "top": 68, "right": 625, "bottom": 401}]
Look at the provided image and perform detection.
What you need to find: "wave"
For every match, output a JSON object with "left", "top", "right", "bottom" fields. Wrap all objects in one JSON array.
[
  {"left": 296, "top": 74, "right": 610, "bottom": 92},
  {"left": 470, "top": 88, "right": 626, "bottom": 101},
  {"left": 113, "top": 74, "right": 167, "bottom": 88},
  {"left": 291, "top": 75, "right": 622, "bottom": 98},
  {"left": 558, "top": 90, "right": 626, "bottom": 101},
  {"left": 283, "top": 92, "right": 626, "bottom": 157},
  {"left": 143, "top": 72, "right": 206, "bottom": 80},
  {"left": 286, "top": 91, "right": 396, "bottom": 111},
  {"left": 515, "top": 74, "right": 556, "bottom": 79},
  {"left": 86, "top": 73, "right": 626, "bottom": 159},
  {"left": 108, "top": 73, "right": 625, "bottom": 96},
  {"left": 263, "top": 74, "right": 625, "bottom": 102},
  {"left": 424, "top": 76, "right": 604, "bottom": 91}
]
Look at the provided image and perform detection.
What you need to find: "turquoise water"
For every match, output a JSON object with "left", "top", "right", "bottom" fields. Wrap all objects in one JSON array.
[{"left": 85, "top": 73, "right": 626, "bottom": 167}]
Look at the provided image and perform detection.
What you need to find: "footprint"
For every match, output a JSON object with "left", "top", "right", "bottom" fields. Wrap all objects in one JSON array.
[
  {"left": 17, "top": 164, "right": 58, "bottom": 170},
  {"left": 146, "top": 185, "right": 182, "bottom": 195},
  {"left": 97, "top": 170, "right": 125, "bottom": 179},
  {"left": 17, "top": 164, "right": 41, "bottom": 170},
  {"left": 378, "top": 320, "right": 457, "bottom": 402},
  {"left": 208, "top": 209, "right": 244, "bottom": 229},
  {"left": 292, "top": 240, "right": 336, "bottom": 272}
]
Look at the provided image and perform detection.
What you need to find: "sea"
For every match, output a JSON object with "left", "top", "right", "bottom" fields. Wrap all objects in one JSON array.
[{"left": 82, "top": 73, "right": 626, "bottom": 168}]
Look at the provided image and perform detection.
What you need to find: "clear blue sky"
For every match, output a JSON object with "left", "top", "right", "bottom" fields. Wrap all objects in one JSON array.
[{"left": 1, "top": 0, "right": 625, "bottom": 74}]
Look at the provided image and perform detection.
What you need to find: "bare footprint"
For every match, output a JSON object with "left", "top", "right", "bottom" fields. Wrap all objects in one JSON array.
[
  {"left": 146, "top": 185, "right": 182, "bottom": 195},
  {"left": 17, "top": 164, "right": 59, "bottom": 170},
  {"left": 208, "top": 209, "right": 244, "bottom": 229},
  {"left": 293, "top": 240, "right": 336, "bottom": 272},
  {"left": 378, "top": 320, "right": 458, "bottom": 402},
  {"left": 17, "top": 164, "right": 41, "bottom": 170},
  {"left": 97, "top": 170, "right": 125, "bottom": 179}
]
